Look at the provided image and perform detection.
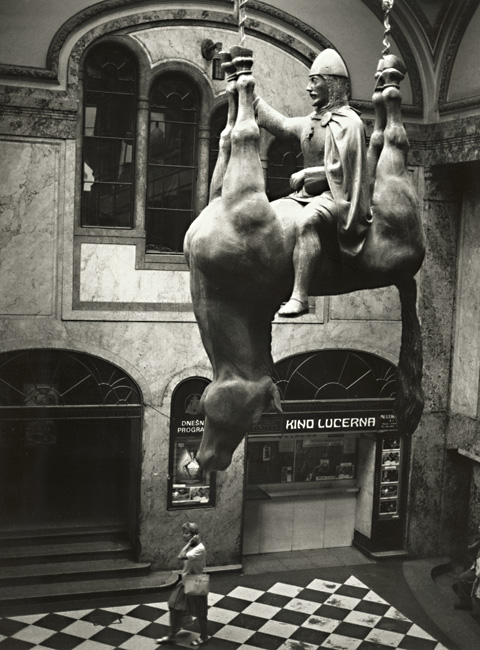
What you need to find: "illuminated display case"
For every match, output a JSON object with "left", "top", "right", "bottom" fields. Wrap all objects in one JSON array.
[
  {"left": 168, "top": 378, "right": 215, "bottom": 510},
  {"left": 378, "top": 436, "right": 402, "bottom": 518},
  {"left": 246, "top": 433, "right": 357, "bottom": 486},
  {"left": 354, "top": 428, "right": 409, "bottom": 555}
]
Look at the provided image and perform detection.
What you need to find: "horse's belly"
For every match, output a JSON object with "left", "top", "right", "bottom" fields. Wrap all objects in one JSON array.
[{"left": 188, "top": 205, "right": 290, "bottom": 290}]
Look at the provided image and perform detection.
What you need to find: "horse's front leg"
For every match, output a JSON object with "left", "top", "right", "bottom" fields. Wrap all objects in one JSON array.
[
  {"left": 208, "top": 53, "right": 238, "bottom": 203},
  {"left": 221, "top": 46, "right": 270, "bottom": 208}
]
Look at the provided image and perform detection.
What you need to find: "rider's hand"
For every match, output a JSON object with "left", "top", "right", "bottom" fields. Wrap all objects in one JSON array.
[{"left": 290, "top": 170, "right": 305, "bottom": 191}]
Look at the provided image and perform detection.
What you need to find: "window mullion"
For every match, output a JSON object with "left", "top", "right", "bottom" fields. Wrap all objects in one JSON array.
[
  {"left": 134, "top": 94, "right": 150, "bottom": 233},
  {"left": 196, "top": 124, "right": 211, "bottom": 215}
]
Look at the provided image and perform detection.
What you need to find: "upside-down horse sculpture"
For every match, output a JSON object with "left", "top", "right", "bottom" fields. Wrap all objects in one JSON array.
[{"left": 184, "top": 46, "right": 425, "bottom": 471}]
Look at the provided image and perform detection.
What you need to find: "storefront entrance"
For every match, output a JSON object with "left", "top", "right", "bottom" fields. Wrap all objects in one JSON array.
[
  {"left": 243, "top": 350, "right": 407, "bottom": 556},
  {"left": 0, "top": 349, "right": 142, "bottom": 541}
]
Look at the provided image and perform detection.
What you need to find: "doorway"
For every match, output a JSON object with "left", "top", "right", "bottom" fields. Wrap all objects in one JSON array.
[{"left": 0, "top": 349, "right": 142, "bottom": 541}]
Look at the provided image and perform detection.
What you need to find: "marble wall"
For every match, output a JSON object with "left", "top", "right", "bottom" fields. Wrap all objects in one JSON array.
[
  {"left": 79, "top": 244, "right": 191, "bottom": 304},
  {"left": 449, "top": 165, "right": 480, "bottom": 419},
  {"left": 0, "top": 138, "right": 60, "bottom": 316},
  {"left": 406, "top": 164, "right": 461, "bottom": 557}
]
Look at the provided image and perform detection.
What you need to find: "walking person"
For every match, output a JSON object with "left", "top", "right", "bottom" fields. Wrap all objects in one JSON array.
[{"left": 157, "top": 522, "right": 209, "bottom": 646}]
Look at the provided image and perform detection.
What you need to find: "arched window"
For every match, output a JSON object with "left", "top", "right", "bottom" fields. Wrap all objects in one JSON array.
[
  {"left": 266, "top": 138, "right": 303, "bottom": 201},
  {"left": 81, "top": 44, "right": 137, "bottom": 228},
  {"left": 146, "top": 73, "right": 200, "bottom": 253}
]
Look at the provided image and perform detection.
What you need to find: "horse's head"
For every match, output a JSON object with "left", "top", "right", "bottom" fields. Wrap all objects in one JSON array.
[{"left": 197, "top": 375, "right": 282, "bottom": 471}]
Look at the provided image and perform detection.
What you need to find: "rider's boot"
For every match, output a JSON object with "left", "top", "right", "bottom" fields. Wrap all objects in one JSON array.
[{"left": 278, "top": 223, "right": 319, "bottom": 317}]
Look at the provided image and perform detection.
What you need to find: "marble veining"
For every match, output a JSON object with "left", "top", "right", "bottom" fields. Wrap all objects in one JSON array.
[
  {"left": 330, "top": 287, "right": 401, "bottom": 321},
  {"left": 450, "top": 185, "right": 480, "bottom": 417},
  {"left": 80, "top": 243, "right": 191, "bottom": 303},
  {"left": 0, "top": 138, "right": 58, "bottom": 315}
]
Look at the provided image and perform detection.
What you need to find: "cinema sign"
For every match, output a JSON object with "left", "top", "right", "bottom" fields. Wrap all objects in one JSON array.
[{"left": 250, "top": 411, "right": 397, "bottom": 436}]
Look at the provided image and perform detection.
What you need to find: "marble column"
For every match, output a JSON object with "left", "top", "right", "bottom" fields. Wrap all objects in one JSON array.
[
  {"left": 407, "top": 164, "right": 460, "bottom": 557},
  {"left": 196, "top": 125, "right": 211, "bottom": 213},
  {"left": 134, "top": 95, "right": 150, "bottom": 232}
]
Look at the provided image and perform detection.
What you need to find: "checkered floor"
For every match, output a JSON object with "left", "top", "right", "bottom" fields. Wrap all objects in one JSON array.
[{"left": 0, "top": 575, "right": 450, "bottom": 650}]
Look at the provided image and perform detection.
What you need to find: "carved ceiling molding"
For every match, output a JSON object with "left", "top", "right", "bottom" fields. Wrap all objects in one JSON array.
[
  {"left": 0, "top": 0, "right": 335, "bottom": 83},
  {"left": 438, "top": 0, "right": 480, "bottom": 114},
  {"left": 403, "top": 0, "right": 453, "bottom": 53}
]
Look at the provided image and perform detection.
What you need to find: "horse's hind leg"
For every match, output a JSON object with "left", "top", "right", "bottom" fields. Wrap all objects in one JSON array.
[
  {"left": 209, "top": 53, "right": 238, "bottom": 203},
  {"left": 367, "top": 60, "right": 387, "bottom": 198},
  {"left": 374, "top": 55, "right": 409, "bottom": 182}
]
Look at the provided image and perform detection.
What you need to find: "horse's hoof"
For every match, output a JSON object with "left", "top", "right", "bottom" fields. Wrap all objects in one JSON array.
[
  {"left": 219, "top": 51, "right": 237, "bottom": 81},
  {"left": 278, "top": 299, "right": 309, "bottom": 317},
  {"left": 375, "top": 55, "right": 406, "bottom": 90},
  {"left": 230, "top": 45, "right": 254, "bottom": 76},
  {"left": 230, "top": 45, "right": 253, "bottom": 59},
  {"left": 382, "top": 55, "right": 406, "bottom": 76}
]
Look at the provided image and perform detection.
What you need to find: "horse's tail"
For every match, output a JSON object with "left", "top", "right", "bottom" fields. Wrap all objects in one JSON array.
[{"left": 395, "top": 278, "right": 424, "bottom": 435}]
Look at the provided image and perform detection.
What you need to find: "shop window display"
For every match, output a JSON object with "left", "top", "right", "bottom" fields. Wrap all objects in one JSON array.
[
  {"left": 246, "top": 433, "right": 357, "bottom": 486},
  {"left": 168, "top": 378, "right": 215, "bottom": 509},
  {"left": 171, "top": 437, "right": 212, "bottom": 507},
  {"left": 378, "top": 436, "right": 402, "bottom": 517}
]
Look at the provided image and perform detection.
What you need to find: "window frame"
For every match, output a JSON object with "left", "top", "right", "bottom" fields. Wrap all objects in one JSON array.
[
  {"left": 80, "top": 42, "right": 138, "bottom": 230},
  {"left": 146, "top": 71, "right": 200, "bottom": 257},
  {"left": 266, "top": 135, "right": 304, "bottom": 202},
  {"left": 76, "top": 37, "right": 216, "bottom": 271}
]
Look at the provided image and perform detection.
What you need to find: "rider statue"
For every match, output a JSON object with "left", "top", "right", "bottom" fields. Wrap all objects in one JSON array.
[{"left": 254, "top": 48, "right": 372, "bottom": 316}]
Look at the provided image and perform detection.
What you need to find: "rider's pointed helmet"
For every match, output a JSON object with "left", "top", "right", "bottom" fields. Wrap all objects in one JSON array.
[{"left": 309, "top": 48, "right": 348, "bottom": 78}]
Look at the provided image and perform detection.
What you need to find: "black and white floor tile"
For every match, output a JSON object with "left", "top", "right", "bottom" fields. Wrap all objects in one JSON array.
[{"left": 0, "top": 575, "right": 450, "bottom": 650}]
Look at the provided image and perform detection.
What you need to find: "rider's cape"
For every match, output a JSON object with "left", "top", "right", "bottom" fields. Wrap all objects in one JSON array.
[
  {"left": 308, "top": 106, "right": 372, "bottom": 263},
  {"left": 324, "top": 106, "right": 371, "bottom": 260}
]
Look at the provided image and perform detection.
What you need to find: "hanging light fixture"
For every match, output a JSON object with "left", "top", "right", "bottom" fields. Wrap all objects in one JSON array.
[{"left": 201, "top": 39, "right": 224, "bottom": 80}]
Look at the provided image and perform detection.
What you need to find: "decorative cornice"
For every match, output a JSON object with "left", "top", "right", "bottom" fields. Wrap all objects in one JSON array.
[
  {"left": 0, "top": 64, "right": 57, "bottom": 81},
  {"left": 439, "top": 96, "right": 480, "bottom": 114},
  {"left": 0, "top": 104, "right": 78, "bottom": 138},
  {"left": 404, "top": 114, "right": 480, "bottom": 166},
  {"left": 352, "top": 99, "right": 418, "bottom": 117},
  {"left": 0, "top": 105, "right": 76, "bottom": 121}
]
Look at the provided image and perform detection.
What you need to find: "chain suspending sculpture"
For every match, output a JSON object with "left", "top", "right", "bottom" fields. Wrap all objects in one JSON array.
[{"left": 184, "top": 41, "right": 425, "bottom": 471}]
